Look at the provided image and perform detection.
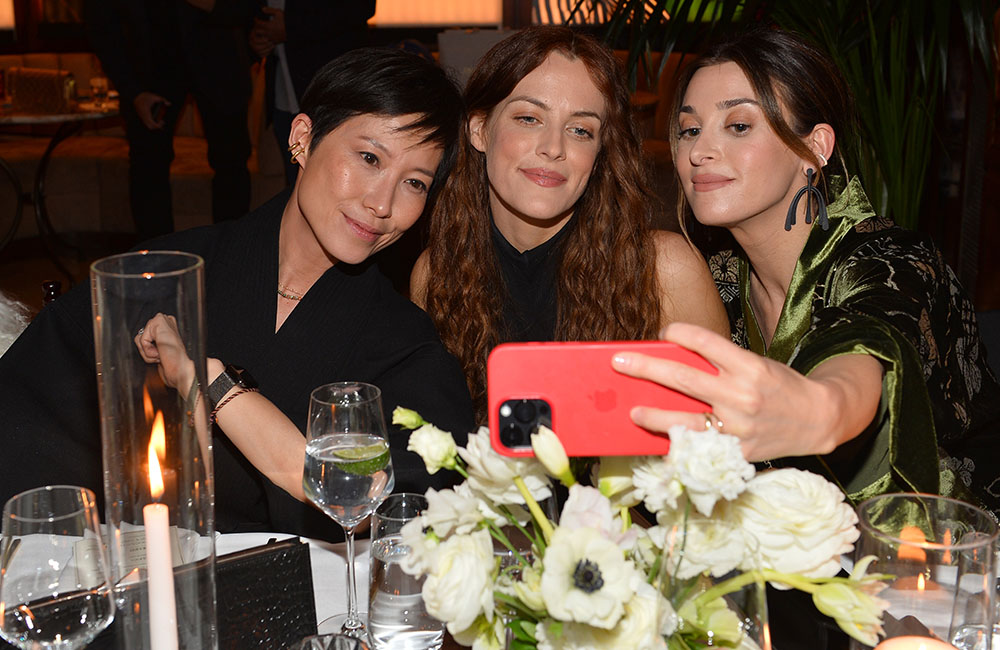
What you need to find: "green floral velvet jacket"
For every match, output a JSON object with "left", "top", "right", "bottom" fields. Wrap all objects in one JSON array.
[{"left": 708, "top": 177, "right": 1000, "bottom": 517}]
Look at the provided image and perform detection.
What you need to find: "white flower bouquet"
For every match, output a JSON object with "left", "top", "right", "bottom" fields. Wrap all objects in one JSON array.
[{"left": 392, "top": 408, "right": 891, "bottom": 650}]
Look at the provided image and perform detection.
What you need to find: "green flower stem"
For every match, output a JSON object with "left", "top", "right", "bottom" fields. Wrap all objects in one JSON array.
[
  {"left": 692, "top": 569, "right": 847, "bottom": 610},
  {"left": 513, "top": 476, "right": 554, "bottom": 544},
  {"left": 486, "top": 520, "right": 531, "bottom": 568},
  {"left": 498, "top": 505, "right": 543, "bottom": 553},
  {"left": 494, "top": 591, "right": 544, "bottom": 620}
]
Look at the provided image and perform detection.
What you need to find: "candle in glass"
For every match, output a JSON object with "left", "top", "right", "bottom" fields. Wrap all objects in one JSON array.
[{"left": 143, "top": 411, "right": 179, "bottom": 650}]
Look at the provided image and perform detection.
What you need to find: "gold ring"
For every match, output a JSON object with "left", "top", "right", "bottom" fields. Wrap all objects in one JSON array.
[{"left": 702, "top": 412, "right": 724, "bottom": 432}]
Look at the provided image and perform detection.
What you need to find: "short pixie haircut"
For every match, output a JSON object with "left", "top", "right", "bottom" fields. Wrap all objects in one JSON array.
[{"left": 299, "top": 48, "right": 463, "bottom": 208}]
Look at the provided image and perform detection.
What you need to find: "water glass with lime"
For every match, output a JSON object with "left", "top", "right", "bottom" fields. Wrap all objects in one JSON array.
[{"left": 304, "top": 382, "right": 394, "bottom": 642}]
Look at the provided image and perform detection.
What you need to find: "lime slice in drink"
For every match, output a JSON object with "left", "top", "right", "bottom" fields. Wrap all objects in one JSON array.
[{"left": 334, "top": 442, "right": 390, "bottom": 476}]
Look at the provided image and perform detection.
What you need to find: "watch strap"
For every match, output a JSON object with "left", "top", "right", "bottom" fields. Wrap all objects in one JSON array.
[{"left": 208, "top": 365, "right": 256, "bottom": 409}]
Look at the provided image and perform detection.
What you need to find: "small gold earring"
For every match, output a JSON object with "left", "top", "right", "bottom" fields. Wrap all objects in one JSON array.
[{"left": 288, "top": 141, "right": 305, "bottom": 164}]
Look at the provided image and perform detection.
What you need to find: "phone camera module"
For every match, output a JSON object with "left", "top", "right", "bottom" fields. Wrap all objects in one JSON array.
[{"left": 498, "top": 398, "right": 552, "bottom": 449}]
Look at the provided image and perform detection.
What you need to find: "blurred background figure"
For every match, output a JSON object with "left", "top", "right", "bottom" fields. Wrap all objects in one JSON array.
[
  {"left": 250, "top": 0, "right": 375, "bottom": 186},
  {"left": 84, "top": 0, "right": 256, "bottom": 240}
]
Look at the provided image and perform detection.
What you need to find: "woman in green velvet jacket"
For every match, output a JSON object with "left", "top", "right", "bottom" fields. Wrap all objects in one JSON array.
[{"left": 611, "top": 27, "right": 1000, "bottom": 517}]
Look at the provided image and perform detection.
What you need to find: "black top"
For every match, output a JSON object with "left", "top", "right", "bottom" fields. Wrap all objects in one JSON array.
[
  {"left": 0, "top": 192, "right": 475, "bottom": 541},
  {"left": 492, "top": 218, "right": 575, "bottom": 342}
]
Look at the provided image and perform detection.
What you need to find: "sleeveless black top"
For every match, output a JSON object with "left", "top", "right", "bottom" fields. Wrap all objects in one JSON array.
[{"left": 491, "top": 217, "right": 575, "bottom": 343}]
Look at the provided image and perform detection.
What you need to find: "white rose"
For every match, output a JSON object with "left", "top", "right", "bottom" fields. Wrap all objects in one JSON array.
[
  {"left": 663, "top": 426, "right": 755, "bottom": 516},
  {"left": 399, "top": 516, "right": 439, "bottom": 575},
  {"left": 422, "top": 528, "right": 495, "bottom": 634},
  {"left": 407, "top": 423, "right": 458, "bottom": 474},
  {"left": 631, "top": 455, "right": 684, "bottom": 515},
  {"left": 459, "top": 427, "right": 552, "bottom": 505},
  {"left": 422, "top": 486, "right": 483, "bottom": 537},
  {"left": 732, "top": 468, "right": 858, "bottom": 578},
  {"left": 541, "top": 526, "right": 636, "bottom": 629},
  {"left": 661, "top": 516, "right": 746, "bottom": 580}
]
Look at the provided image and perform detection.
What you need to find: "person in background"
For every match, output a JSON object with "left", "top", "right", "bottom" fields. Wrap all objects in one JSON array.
[
  {"left": 0, "top": 48, "right": 472, "bottom": 542},
  {"left": 250, "top": 0, "right": 375, "bottom": 186},
  {"left": 83, "top": 0, "right": 255, "bottom": 240},
  {"left": 612, "top": 26, "right": 1000, "bottom": 519},
  {"left": 411, "top": 26, "right": 729, "bottom": 420}
]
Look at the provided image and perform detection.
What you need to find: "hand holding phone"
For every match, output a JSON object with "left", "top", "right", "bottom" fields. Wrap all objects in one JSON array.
[{"left": 487, "top": 341, "right": 716, "bottom": 457}]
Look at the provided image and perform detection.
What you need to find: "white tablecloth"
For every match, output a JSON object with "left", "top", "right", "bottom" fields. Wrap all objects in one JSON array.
[{"left": 216, "top": 533, "right": 370, "bottom": 626}]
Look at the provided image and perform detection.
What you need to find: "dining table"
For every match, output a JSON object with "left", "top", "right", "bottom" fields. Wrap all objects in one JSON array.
[{"left": 216, "top": 533, "right": 464, "bottom": 649}]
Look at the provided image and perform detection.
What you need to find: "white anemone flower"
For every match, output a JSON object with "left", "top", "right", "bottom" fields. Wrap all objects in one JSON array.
[{"left": 541, "top": 527, "right": 636, "bottom": 629}]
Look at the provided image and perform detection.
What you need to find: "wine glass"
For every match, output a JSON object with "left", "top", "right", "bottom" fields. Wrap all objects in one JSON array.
[
  {"left": 304, "top": 382, "right": 395, "bottom": 641},
  {"left": 0, "top": 485, "right": 115, "bottom": 650}
]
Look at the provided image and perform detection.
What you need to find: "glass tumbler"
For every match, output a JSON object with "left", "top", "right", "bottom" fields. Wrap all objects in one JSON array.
[{"left": 368, "top": 493, "right": 444, "bottom": 650}]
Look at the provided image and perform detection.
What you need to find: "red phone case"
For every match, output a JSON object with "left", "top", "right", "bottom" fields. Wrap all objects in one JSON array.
[{"left": 487, "top": 341, "right": 717, "bottom": 457}]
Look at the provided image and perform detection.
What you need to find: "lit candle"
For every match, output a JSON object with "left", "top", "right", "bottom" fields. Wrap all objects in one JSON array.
[
  {"left": 874, "top": 636, "right": 957, "bottom": 649},
  {"left": 144, "top": 411, "right": 179, "bottom": 650}
]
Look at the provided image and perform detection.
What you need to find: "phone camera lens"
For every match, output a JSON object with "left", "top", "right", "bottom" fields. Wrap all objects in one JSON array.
[
  {"left": 500, "top": 423, "right": 527, "bottom": 449},
  {"left": 513, "top": 400, "right": 536, "bottom": 423}
]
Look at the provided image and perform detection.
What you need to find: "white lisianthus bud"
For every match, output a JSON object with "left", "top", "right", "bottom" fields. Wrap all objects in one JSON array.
[
  {"left": 531, "top": 426, "right": 575, "bottom": 487},
  {"left": 596, "top": 456, "right": 641, "bottom": 509},
  {"left": 407, "top": 423, "right": 458, "bottom": 474},
  {"left": 811, "top": 555, "right": 889, "bottom": 647},
  {"left": 392, "top": 407, "right": 427, "bottom": 430}
]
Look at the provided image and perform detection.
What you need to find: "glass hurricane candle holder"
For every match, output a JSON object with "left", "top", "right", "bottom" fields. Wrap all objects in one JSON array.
[
  {"left": 91, "top": 251, "right": 216, "bottom": 650},
  {"left": 854, "top": 493, "right": 998, "bottom": 650}
]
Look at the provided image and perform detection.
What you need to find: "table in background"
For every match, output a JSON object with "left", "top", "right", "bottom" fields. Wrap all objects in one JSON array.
[{"left": 0, "top": 101, "right": 120, "bottom": 283}]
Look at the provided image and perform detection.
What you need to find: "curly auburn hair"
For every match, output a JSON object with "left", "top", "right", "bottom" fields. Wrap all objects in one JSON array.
[{"left": 424, "top": 25, "right": 663, "bottom": 418}]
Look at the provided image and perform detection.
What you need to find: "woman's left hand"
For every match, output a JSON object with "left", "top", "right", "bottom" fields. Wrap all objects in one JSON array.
[
  {"left": 611, "top": 322, "right": 878, "bottom": 462},
  {"left": 134, "top": 313, "right": 196, "bottom": 395}
]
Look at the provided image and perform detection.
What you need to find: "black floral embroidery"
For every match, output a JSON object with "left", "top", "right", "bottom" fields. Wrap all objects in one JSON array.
[{"left": 713, "top": 212, "right": 1000, "bottom": 518}]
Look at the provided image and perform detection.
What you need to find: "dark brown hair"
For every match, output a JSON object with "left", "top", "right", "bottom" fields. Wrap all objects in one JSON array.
[
  {"left": 424, "top": 26, "right": 663, "bottom": 417},
  {"left": 670, "top": 26, "right": 856, "bottom": 232}
]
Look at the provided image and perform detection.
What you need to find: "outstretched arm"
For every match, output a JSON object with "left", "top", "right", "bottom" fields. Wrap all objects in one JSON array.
[
  {"left": 136, "top": 314, "right": 306, "bottom": 501},
  {"left": 611, "top": 322, "right": 883, "bottom": 462}
]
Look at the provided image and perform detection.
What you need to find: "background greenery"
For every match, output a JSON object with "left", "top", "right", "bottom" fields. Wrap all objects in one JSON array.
[{"left": 570, "top": 0, "right": 998, "bottom": 231}]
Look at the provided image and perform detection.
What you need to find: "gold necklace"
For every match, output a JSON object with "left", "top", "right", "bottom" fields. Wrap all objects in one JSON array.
[{"left": 276, "top": 282, "right": 304, "bottom": 301}]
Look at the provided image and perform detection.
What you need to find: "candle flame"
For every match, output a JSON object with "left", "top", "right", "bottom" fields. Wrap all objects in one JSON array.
[
  {"left": 148, "top": 411, "right": 165, "bottom": 500},
  {"left": 143, "top": 387, "right": 154, "bottom": 423},
  {"left": 898, "top": 525, "right": 928, "bottom": 562},
  {"left": 917, "top": 573, "right": 925, "bottom": 591}
]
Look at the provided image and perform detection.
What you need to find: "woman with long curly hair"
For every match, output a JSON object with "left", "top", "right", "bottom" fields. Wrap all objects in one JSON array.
[{"left": 411, "top": 26, "right": 728, "bottom": 417}]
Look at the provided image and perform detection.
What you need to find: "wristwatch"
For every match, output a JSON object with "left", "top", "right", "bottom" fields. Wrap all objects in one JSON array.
[{"left": 207, "top": 364, "right": 258, "bottom": 409}]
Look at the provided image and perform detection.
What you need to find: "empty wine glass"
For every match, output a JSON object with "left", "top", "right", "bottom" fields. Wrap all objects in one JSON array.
[
  {"left": 0, "top": 485, "right": 115, "bottom": 650},
  {"left": 303, "top": 382, "right": 395, "bottom": 641}
]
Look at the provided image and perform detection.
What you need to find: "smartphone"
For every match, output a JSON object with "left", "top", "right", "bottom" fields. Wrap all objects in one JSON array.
[{"left": 487, "top": 341, "right": 717, "bottom": 458}]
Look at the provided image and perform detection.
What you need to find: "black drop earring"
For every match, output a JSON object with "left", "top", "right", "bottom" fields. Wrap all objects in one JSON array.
[{"left": 784, "top": 168, "right": 829, "bottom": 231}]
